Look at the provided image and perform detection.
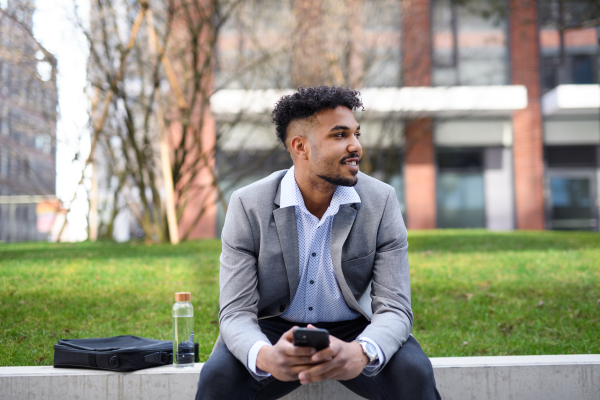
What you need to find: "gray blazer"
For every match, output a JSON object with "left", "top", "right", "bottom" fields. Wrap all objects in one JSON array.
[{"left": 215, "top": 169, "right": 412, "bottom": 376}]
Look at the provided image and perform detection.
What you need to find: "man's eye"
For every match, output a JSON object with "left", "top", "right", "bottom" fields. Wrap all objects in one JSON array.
[{"left": 355, "top": 133, "right": 361, "bottom": 138}]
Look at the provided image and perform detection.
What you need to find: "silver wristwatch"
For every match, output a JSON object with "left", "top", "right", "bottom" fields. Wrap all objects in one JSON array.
[{"left": 355, "top": 339, "right": 379, "bottom": 366}]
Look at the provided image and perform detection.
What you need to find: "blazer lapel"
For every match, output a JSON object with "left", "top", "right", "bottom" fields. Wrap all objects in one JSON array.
[
  {"left": 330, "top": 204, "right": 369, "bottom": 319},
  {"left": 273, "top": 185, "right": 300, "bottom": 303}
]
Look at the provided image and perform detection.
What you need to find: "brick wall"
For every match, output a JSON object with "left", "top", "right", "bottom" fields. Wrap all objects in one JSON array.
[
  {"left": 169, "top": 3, "right": 218, "bottom": 240},
  {"left": 509, "top": 0, "right": 546, "bottom": 230},
  {"left": 401, "top": 0, "right": 432, "bottom": 87},
  {"left": 292, "top": 0, "right": 325, "bottom": 86},
  {"left": 402, "top": 0, "right": 436, "bottom": 229},
  {"left": 175, "top": 109, "right": 217, "bottom": 240},
  {"left": 404, "top": 119, "right": 437, "bottom": 229}
]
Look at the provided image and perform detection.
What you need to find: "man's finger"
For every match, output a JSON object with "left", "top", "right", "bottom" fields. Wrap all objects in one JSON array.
[
  {"left": 282, "top": 326, "right": 297, "bottom": 341},
  {"left": 301, "top": 369, "right": 341, "bottom": 384},
  {"left": 286, "top": 356, "right": 320, "bottom": 366},
  {"left": 311, "top": 342, "right": 339, "bottom": 362},
  {"left": 311, "top": 349, "right": 334, "bottom": 363},
  {"left": 280, "top": 337, "right": 314, "bottom": 355},
  {"left": 298, "top": 359, "right": 340, "bottom": 384},
  {"left": 285, "top": 345, "right": 316, "bottom": 357},
  {"left": 310, "top": 329, "right": 339, "bottom": 362},
  {"left": 286, "top": 363, "right": 319, "bottom": 377},
  {"left": 328, "top": 334, "right": 343, "bottom": 344}
]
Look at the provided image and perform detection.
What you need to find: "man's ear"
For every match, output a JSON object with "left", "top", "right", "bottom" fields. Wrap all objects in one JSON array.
[{"left": 289, "top": 136, "right": 308, "bottom": 160}]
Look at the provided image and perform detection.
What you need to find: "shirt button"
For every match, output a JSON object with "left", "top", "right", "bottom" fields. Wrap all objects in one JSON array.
[
  {"left": 308, "top": 307, "right": 313, "bottom": 311},
  {"left": 312, "top": 253, "right": 316, "bottom": 257},
  {"left": 310, "top": 280, "right": 314, "bottom": 284}
]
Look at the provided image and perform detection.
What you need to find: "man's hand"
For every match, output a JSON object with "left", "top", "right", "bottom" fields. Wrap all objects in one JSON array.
[
  {"left": 256, "top": 326, "right": 320, "bottom": 381},
  {"left": 297, "top": 324, "right": 369, "bottom": 385}
]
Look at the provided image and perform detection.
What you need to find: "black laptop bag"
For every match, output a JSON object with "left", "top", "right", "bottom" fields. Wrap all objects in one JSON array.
[{"left": 53, "top": 335, "right": 198, "bottom": 371}]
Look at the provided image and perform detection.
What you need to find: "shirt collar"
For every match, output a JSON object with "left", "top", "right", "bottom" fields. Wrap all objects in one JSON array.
[{"left": 280, "top": 166, "right": 361, "bottom": 217}]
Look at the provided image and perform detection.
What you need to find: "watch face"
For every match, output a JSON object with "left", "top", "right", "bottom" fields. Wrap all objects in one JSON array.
[{"left": 365, "top": 342, "right": 377, "bottom": 357}]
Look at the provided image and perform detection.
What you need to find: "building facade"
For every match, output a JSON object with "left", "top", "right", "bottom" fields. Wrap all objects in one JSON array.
[
  {"left": 202, "top": 0, "right": 600, "bottom": 236},
  {"left": 0, "top": 0, "right": 58, "bottom": 242}
]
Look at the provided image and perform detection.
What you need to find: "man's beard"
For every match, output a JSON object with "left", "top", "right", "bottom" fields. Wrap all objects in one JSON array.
[
  {"left": 317, "top": 172, "right": 358, "bottom": 187},
  {"left": 312, "top": 150, "right": 360, "bottom": 187}
]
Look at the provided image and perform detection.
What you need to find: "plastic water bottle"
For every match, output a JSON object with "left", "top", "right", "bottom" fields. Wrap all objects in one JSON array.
[{"left": 172, "top": 292, "right": 194, "bottom": 367}]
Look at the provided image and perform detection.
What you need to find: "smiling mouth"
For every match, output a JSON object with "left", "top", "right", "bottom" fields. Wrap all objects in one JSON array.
[{"left": 343, "top": 160, "right": 358, "bottom": 166}]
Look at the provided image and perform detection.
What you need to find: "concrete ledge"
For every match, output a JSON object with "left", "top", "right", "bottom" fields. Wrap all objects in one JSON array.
[
  {"left": 431, "top": 355, "right": 600, "bottom": 400},
  {"left": 210, "top": 86, "right": 528, "bottom": 118},
  {"left": 1, "top": 355, "right": 599, "bottom": 400},
  {"left": 0, "top": 364, "right": 203, "bottom": 400},
  {"left": 542, "top": 84, "right": 600, "bottom": 115}
]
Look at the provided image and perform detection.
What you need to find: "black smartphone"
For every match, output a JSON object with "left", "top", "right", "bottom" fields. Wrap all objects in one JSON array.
[{"left": 292, "top": 327, "right": 329, "bottom": 351}]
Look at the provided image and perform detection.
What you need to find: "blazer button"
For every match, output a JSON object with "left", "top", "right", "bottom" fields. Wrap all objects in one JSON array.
[{"left": 279, "top": 305, "right": 285, "bottom": 312}]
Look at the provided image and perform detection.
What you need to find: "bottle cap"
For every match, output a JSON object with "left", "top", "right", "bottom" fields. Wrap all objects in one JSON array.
[{"left": 175, "top": 292, "right": 191, "bottom": 302}]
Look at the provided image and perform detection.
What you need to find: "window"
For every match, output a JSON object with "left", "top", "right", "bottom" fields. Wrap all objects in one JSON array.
[
  {"left": 540, "top": 56, "right": 558, "bottom": 91},
  {"left": 9, "top": 153, "right": 16, "bottom": 178},
  {"left": 14, "top": 8, "right": 24, "bottom": 23},
  {"left": 22, "top": 158, "right": 30, "bottom": 179},
  {"left": 539, "top": 0, "right": 600, "bottom": 91},
  {"left": 368, "top": 148, "right": 405, "bottom": 215},
  {"left": 34, "top": 134, "right": 45, "bottom": 151},
  {"left": 437, "top": 172, "right": 485, "bottom": 228},
  {"left": 362, "top": 0, "right": 402, "bottom": 87},
  {"left": 432, "top": 0, "right": 508, "bottom": 86},
  {"left": 436, "top": 148, "right": 485, "bottom": 228},
  {"left": 438, "top": 149, "right": 483, "bottom": 170},
  {"left": 7, "top": 109, "right": 17, "bottom": 137},
  {"left": 572, "top": 55, "right": 594, "bottom": 84},
  {"left": 1, "top": 62, "right": 9, "bottom": 94},
  {"left": 546, "top": 146, "right": 597, "bottom": 168},
  {"left": 0, "top": 148, "right": 7, "bottom": 177},
  {"left": 549, "top": 176, "right": 595, "bottom": 231}
]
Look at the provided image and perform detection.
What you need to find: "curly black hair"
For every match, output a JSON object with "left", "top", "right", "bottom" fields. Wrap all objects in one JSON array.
[{"left": 271, "top": 85, "right": 363, "bottom": 148}]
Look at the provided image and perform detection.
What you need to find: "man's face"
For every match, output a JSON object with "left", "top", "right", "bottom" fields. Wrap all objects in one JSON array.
[{"left": 306, "top": 106, "right": 362, "bottom": 187}]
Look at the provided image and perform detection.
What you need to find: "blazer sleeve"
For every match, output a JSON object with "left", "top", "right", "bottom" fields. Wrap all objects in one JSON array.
[
  {"left": 218, "top": 191, "right": 272, "bottom": 378},
  {"left": 358, "top": 186, "right": 413, "bottom": 373}
]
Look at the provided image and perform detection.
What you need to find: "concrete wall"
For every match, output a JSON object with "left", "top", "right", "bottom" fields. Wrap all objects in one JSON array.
[
  {"left": 217, "top": 120, "right": 405, "bottom": 151},
  {"left": 434, "top": 119, "right": 512, "bottom": 147},
  {"left": 484, "top": 147, "right": 515, "bottom": 230},
  {"left": 1, "top": 355, "right": 599, "bottom": 400},
  {"left": 544, "top": 118, "right": 600, "bottom": 145}
]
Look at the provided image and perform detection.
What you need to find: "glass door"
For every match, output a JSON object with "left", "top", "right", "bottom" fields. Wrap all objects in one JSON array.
[
  {"left": 547, "top": 170, "right": 598, "bottom": 231},
  {"left": 436, "top": 148, "right": 485, "bottom": 228}
]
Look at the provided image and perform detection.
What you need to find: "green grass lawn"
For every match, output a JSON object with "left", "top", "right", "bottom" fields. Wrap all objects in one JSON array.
[{"left": 1, "top": 230, "right": 599, "bottom": 367}]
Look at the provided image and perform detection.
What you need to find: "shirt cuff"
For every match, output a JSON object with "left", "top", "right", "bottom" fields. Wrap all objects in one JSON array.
[
  {"left": 357, "top": 336, "right": 385, "bottom": 376},
  {"left": 248, "top": 340, "right": 272, "bottom": 378}
]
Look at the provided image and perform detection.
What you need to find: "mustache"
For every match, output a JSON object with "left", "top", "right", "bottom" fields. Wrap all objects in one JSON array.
[{"left": 341, "top": 153, "right": 361, "bottom": 163}]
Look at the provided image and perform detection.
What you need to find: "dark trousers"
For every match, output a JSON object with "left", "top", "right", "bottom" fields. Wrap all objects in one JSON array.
[{"left": 196, "top": 317, "right": 441, "bottom": 400}]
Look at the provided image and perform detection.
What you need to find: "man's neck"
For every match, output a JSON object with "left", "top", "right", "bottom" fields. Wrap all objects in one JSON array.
[{"left": 294, "top": 168, "right": 336, "bottom": 220}]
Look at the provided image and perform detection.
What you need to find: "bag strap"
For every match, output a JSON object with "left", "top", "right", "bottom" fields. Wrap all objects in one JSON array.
[{"left": 144, "top": 352, "right": 172, "bottom": 365}]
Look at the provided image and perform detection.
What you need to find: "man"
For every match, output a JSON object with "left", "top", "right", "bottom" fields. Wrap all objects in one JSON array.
[{"left": 196, "top": 86, "right": 440, "bottom": 400}]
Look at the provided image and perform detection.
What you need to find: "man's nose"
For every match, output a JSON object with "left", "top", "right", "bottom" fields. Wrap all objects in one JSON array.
[{"left": 348, "top": 133, "right": 362, "bottom": 155}]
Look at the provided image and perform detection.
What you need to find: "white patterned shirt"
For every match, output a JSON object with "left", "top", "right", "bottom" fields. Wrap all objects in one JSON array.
[{"left": 247, "top": 166, "right": 384, "bottom": 377}]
